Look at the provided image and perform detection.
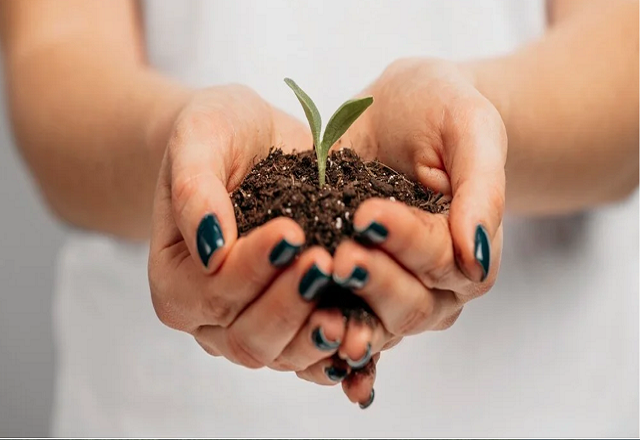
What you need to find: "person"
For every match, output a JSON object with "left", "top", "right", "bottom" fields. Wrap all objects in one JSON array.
[{"left": 0, "top": 0, "right": 637, "bottom": 436}]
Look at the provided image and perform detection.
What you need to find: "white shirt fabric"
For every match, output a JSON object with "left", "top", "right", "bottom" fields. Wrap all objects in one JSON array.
[{"left": 50, "top": 1, "right": 639, "bottom": 437}]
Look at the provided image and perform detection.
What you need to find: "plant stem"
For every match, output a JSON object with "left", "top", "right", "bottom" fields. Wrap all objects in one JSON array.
[{"left": 317, "top": 153, "right": 326, "bottom": 187}]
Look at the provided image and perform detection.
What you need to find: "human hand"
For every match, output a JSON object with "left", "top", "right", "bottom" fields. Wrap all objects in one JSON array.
[
  {"left": 296, "top": 58, "right": 506, "bottom": 405},
  {"left": 148, "top": 85, "right": 349, "bottom": 373}
]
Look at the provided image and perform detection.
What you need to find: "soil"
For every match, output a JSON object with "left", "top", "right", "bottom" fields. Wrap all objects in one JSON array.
[{"left": 231, "top": 148, "right": 450, "bottom": 325}]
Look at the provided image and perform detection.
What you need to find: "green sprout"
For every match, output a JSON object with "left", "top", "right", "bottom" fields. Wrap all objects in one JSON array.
[{"left": 284, "top": 78, "right": 373, "bottom": 187}]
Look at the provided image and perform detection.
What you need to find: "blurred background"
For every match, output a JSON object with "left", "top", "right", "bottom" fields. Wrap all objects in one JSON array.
[{"left": 0, "top": 65, "right": 65, "bottom": 436}]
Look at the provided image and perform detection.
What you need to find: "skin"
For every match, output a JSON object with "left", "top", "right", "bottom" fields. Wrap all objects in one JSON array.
[{"left": 1, "top": 0, "right": 637, "bottom": 408}]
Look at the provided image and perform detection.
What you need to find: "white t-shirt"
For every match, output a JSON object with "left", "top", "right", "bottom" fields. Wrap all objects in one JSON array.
[{"left": 50, "top": 1, "right": 639, "bottom": 436}]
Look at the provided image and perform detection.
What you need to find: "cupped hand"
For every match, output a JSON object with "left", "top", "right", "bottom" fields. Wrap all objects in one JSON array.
[
  {"left": 148, "top": 85, "right": 348, "bottom": 373},
  {"left": 296, "top": 58, "right": 507, "bottom": 406}
]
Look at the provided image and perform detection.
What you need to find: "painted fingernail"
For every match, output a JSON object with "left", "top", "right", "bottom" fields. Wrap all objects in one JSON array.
[
  {"left": 346, "top": 343, "right": 372, "bottom": 369},
  {"left": 324, "top": 365, "right": 348, "bottom": 382},
  {"left": 333, "top": 266, "right": 369, "bottom": 290},
  {"left": 359, "top": 389, "right": 375, "bottom": 409},
  {"left": 269, "top": 238, "right": 302, "bottom": 267},
  {"left": 312, "top": 327, "right": 341, "bottom": 351},
  {"left": 196, "top": 214, "right": 225, "bottom": 268},
  {"left": 474, "top": 225, "right": 490, "bottom": 282},
  {"left": 299, "top": 264, "right": 331, "bottom": 301},
  {"left": 355, "top": 221, "right": 388, "bottom": 245}
]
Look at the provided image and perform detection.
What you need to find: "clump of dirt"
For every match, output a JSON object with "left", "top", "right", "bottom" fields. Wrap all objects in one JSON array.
[{"left": 232, "top": 148, "right": 448, "bottom": 254}]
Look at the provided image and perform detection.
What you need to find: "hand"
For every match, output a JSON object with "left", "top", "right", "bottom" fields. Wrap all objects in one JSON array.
[
  {"left": 296, "top": 58, "right": 506, "bottom": 404},
  {"left": 148, "top": 85, "right": 348, "bottom": 372}
]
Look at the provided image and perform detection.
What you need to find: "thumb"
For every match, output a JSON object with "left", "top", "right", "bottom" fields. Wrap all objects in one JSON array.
[
  {"left": 446, "top": 104, "right": 507, "bottom": 283},
  {"left": 151, "top": 120, "right": 238, "bottom": 275}
]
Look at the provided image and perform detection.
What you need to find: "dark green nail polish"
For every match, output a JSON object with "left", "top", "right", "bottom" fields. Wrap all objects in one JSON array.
[
  {"left": 355, "top": 221, "right": 388, "bottom": 245},
  {"left": 334, "top": 266, "right": 369, "bottom": 290},
  {"left": 346, "top": 343, "right": 372, "bottom": 369},
  {"left": 474, "top": 225, "right": 490, "bottom": 282},
  {"left": 196, "top": 214, "right": 224, "bottom": 268},
  {"left": 359, "top": 389, "right": 375, "bottom": 409},
  {"left": 312, "top": 327, "right": 341, "bottom": 351},
  {"left": 324, "top": 365, "right": 348, "bottom": 382},
  {"left": 269, "top": 238, "right": 301, "bottom": 267},
  {"left": 298, "top": 264, "right": 330, "bottom": 301}
]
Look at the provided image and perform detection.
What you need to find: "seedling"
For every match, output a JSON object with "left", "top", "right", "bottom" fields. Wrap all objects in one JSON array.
[{"left": 284, "top": 78, "right": 373, "bottom": 187}]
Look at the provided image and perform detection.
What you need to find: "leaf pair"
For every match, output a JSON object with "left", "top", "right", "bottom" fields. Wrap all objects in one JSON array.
[{"left": 284, "top": 78, "right": 373, "bottom": 187}]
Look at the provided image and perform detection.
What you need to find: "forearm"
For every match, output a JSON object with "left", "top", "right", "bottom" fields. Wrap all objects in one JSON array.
[
  {"left": 466, "top": 1, "right": 638, "bottom": 216},
  {"left": 0, "top": 0, "right": 192, "bottom": 239}
]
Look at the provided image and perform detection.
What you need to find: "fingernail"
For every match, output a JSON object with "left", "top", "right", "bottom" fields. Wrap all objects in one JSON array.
[
  {"left": 196, "top": 214, "right": 225, "bottom": 268},
  {"left": 312, "top": 327, "right": 341, "bottom": 351},
  {"left": 324, "top": 365, "right": 348, "bottom": 382},
  {"left": 474, "top": 225, "right": 490, "bottom": 282},
  {"left": 333, "top": 266, "right": 369, "bottom": 290},
  {"left": 346, "top": 343, "right": 372, "bottom": 369},
  {"left": 359, "top": 389, "right": 375, "bottom": 409},
  {"left": 355, "top": 221, "right": 388, "bottom": 245},
  {"left": 269, "top": 238, "right": 302, "bottom": 267},
  {"left": 299, "top": 264, "right": 331, "bottom": 301}
]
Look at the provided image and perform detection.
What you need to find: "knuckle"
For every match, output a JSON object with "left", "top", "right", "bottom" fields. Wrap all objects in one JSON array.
[
  {"left": 467, "top": 99, "right": 498, "bottom": 124},
  {"left": 225, "top": 330, "right": 265, "bottom": 369},
  {"left": 174, "top": 109, "right": 215, "bottom": 141},
  {"left": 374, "top": 58, "right": 423, "bottom": 97},
  {"left": 382, "top": 336, "right": 403, "bottom": 351},
  {"left": 149, "top": 266, "right": 193, "bottom": 332},
  {"left": 336, "top": 241, "right": 368, "bottom": 267},
  {"left": 269, "top": 357, "right": 300, "bottom": 372},
  {"left": 392, "top": 221, "right": 417, "bottom": 252},
  {"left": 470, "top": 101, "right": 508, "bottom": 149},
  {"left": 170, "top": 172, "right": 207, "bottom": 220},
  {"left": 396, "top": 296, "right": 435, "bottom": 335},
  {"left": 412, "top": 223, "right": 453, "bottom": 286},
  {"left": 243, "top": 263, "right": 270, "bottom": 291},
  {"left": 202, "top": 294, "right": 234, "bottom": 327},
  {"left": 299, "top": 246, "right": 328, "bottom": 265},
  {"left": 150, "top": 285, "right": 185, "bottom": 331},
  {"left": 385, "top": 57, "right": 418, "bottom": 76},
  {"left": 464, "top": 279, "right": 494, "bottom": 302},
  {"left": 195, "top": 338, "right": 220, "bottom": 357},
  {"left": 295, "top": 370, "right": 314, "bottom": 383},
  {"left": 226, "top": 83, "right": 264, "bottom": 103},
  {"left": 417, "top": 251, "right": 454, "bottom": 288},
  {"left": 489, "top": 185, "right": 506, "bottom": 218},
  {"left": 221, "top": 83, "right": 249, "bottom": 94},
  {"left": 269, "top": 298, "right": 303, "bottom": 333},
  {"left": 171, "top": 172, "right": 199, "bottom": 205},
  {"left": 434, "top": 308, "right": 463, "bottom": 331},
  {"left": 152, "top": 299, "right": 180, "bottom": 330}
]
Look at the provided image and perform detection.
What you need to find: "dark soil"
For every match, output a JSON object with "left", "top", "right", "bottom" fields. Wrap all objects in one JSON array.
[
  {"left": 232, "top": 148, "right": 448, "bottom": 253},
  {"left": 231, "top": 148, "right": 450, "bottom": 327}
]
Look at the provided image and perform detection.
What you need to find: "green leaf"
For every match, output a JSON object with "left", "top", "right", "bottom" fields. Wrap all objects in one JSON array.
[
  {"left": 320, "top": 96, "right": 373, "bottom": 157},
  {"left": 284, "top": 78, "right": 322, "bottom": 149},
  {"left": 283, "top": 78, "right": 374, "bottom": 188}
]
